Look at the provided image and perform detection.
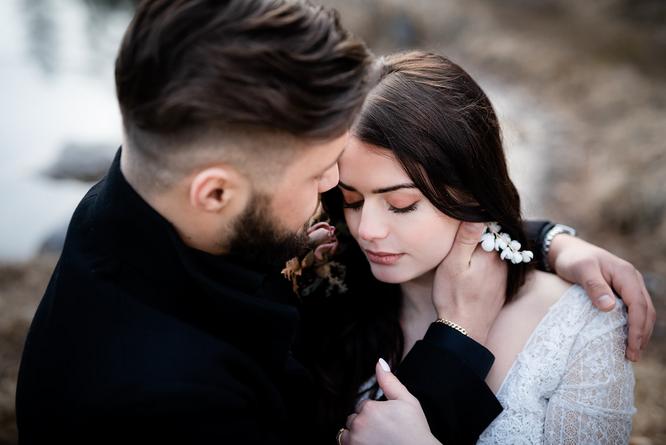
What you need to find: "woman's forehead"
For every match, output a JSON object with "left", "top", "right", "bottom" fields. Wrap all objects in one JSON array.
[{"left": 339, "top": 137, "right": 409, "bottom": 185}]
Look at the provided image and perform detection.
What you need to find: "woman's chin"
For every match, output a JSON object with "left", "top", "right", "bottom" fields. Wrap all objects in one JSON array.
[{"left": 368, "top": 264, "right": 412, "bottom": 284}]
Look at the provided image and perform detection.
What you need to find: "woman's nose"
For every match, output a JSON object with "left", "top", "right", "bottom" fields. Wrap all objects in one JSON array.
[{"left": 357, "top": 206, "right": 388, "bottom": 241}]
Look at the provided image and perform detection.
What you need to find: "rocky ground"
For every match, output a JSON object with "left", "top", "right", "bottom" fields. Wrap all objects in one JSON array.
[
  {"left": 0, "top": 0, "right": 664, "bottom": 443},
  {"left": 0, "top": 255, "right": 58, "bottom": 444}
]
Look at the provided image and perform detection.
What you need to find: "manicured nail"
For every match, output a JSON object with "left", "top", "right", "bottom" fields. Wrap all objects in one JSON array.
[
  {"left": 378, "top": 358, "right": 391, "bottom": 372},
  {"left": 597, "top": 294, "right": 614, "bottom": 309}
]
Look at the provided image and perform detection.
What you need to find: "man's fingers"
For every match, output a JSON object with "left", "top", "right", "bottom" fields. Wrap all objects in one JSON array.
[
  {"left": 609, "top": 264, "right": 648, "bottom": 361},
  {"left": 637, "top": 271, "right": 656, "bottom": 351},
  {"left": 643, "top": 289, "right": 656, "bottom": 351},
  {"left": 618, "top": 273, "right": 647, "bottom": 362},
  {"left": 445, "top": 222, "right": 486, "bottom": 271},
  {"left": 374, "top": 359, "right": 417, "bottom": 403},
  {"left": 578, "top": 263, "right": 616, "bottom": 312},
  {"left": 625, "top": 301, "right": 645, "bottom": 362}
]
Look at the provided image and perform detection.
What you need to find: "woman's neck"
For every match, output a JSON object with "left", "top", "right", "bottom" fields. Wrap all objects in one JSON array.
[
  {"left": 399, "top": 271, "right": 439, "bottom": 358},
  {"left": 399, "top": 270, "right": 438, "bottom": 320}
]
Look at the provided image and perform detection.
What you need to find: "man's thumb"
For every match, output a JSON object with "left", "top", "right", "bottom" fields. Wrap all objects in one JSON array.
[
  {"left": 583, "top": 275, "right": 616, "bottom": 312},
  {"left": 375, "top": 358, "right": 417, "bottom": 403}
]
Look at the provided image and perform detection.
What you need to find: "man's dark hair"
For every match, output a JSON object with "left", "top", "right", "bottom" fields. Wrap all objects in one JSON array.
[{"left": 115, "top": 0, "right": 372, "bottom": 142}]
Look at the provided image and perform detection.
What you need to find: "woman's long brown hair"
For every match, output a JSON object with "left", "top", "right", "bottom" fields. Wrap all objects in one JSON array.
[{"left": 308, "top": 51, "right": 533, "bottom": 437}]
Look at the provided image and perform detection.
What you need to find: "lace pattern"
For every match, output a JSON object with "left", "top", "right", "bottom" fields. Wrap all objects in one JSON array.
[{"left": 477, "top": 285, "right": 635, "bottom": 444}]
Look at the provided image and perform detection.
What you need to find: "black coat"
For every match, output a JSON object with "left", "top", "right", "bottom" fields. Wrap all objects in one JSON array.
[{"left": 16, "top": 150, "right": 541, "bottom": 444}]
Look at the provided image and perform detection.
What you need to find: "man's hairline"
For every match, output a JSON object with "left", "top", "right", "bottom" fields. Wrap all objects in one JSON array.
[{"left": 121, "top": 121, "right": 349, "bottom": 193}]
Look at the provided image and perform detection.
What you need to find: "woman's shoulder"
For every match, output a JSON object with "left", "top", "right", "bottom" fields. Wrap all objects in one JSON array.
[
  {"left": 516, "top": 271, "right": 627, "bottom": 338},
  {"left": 506, "top": 271, "right": 572, "bottom": 317}
]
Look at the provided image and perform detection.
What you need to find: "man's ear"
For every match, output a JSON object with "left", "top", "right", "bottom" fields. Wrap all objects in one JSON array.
[{"left": 189, "top": 166, "right": 240, "bottom": 213}]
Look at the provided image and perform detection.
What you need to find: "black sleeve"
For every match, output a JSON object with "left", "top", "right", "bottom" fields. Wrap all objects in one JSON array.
[
  {"left": 524, "top": 219, "right": 555, "bottom": 272},
  {"left": 395, "top": 323, "right": 503, "bottom": 445},
  {"left": 422, "top": 322, "right": 495, "bottom": 379}
]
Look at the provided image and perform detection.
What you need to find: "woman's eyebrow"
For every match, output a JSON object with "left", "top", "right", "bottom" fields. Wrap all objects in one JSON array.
[{"left": 338, "top": 181, "right": 417, "bottom": 194}]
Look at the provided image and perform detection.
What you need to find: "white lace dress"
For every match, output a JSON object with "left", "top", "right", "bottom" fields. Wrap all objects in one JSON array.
[
  {"left": 477, "top": 285, "right": 635, "bottom": 444},
  {"left": 358, "top": 285, "right": 635, "bottom": 444}
]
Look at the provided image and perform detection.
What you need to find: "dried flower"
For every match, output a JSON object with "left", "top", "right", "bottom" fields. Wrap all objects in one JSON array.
[{"left": 281, "top": 220, "right": 347, "bottom": 298}]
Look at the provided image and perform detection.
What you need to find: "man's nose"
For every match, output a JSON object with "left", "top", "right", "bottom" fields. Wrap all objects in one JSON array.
[{"left": 318, "top": 164, "right": 339, "bottom": 193}]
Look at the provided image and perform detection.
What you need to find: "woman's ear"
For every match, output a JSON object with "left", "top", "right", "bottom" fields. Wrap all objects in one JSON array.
[{"left": 189, "top": 166, "right": 239, "bottom": 213}]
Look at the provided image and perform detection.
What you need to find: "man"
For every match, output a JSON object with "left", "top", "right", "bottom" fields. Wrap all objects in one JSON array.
[{"left": 16, "top": 1, "right": 655, "bottom": 444}]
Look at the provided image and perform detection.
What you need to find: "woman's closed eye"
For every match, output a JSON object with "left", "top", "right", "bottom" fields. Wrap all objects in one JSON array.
[
  {"left": 390, "top": 202, "right": 418, "bottom": 213},
  {"left": 342, "top": 200, "right": 419, "bottom": 214},
  {"left": 342, "top": 200, "right": 363, "bottom": 211}
]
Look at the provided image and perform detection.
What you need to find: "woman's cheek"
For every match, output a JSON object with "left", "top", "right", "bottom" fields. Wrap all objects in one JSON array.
[
  {"left": 432, "top": 222, "right": 460, "bottom": 262},
  {"left": 411, "top": 215, "right": 459, "bottom": 262}
]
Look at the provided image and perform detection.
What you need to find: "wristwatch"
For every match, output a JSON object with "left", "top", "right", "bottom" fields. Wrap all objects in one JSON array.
[{"left": 542, "top": 223, "right": 577, "bottom": 272}]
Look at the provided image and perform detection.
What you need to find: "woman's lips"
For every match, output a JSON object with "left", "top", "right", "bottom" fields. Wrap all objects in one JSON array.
[{"left": 365, "top": 250, "right": 404, "bottom": 265}]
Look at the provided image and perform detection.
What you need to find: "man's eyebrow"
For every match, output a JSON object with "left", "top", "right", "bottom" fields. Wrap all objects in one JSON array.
[{"left": 338, "top": 181, "right": 417, "bottom": 194}]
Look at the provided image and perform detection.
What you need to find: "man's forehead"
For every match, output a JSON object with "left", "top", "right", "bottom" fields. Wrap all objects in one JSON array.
[{"left": 307, "top": 132, "right": 349, "bottom": 162}]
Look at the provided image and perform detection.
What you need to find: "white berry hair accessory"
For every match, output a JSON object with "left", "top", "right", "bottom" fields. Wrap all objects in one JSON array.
[{"left": 480, "top": 222, "right": 534, "bottom": 264}]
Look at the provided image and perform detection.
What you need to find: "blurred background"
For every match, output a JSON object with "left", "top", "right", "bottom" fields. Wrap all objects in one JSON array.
[{"left": 0, "top": 0, "right": 664, "bottom": 443}]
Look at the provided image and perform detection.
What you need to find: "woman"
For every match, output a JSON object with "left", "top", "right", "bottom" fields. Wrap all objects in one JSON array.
[{"left": 307, "top": 51, "right": 635, "bottom": 444}]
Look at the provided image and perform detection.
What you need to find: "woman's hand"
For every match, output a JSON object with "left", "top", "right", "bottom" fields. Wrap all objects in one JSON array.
[
  {"left": 548, "top": 234, "right": 656, "bottom": 361},
  {"left": 431, "top": 222, "right": 508, "bottom": 345},
  {"left": 340, "top": 360, "right": 440, "bottom": 445}
]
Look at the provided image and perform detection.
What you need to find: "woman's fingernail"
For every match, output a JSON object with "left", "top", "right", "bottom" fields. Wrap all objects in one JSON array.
[
  {"left": 378, "top": 358, "right": 391, "bottom": 372},
  {"left": 465, "top": 222, "right": 485, "bottom": 233},
  {"left": 597, "top": 294, "right": 613, "bottom": 309}
]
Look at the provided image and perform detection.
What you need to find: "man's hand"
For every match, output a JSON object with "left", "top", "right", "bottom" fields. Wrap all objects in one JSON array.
[
  {"left": 432, "top": 222, "right": 508, "bottom": 345},
  {"left": 549, "top": 234, "right": 656, "bottom": 361},
  {"left": 340, "top": 359, "right": 440, "bottom": 445}
]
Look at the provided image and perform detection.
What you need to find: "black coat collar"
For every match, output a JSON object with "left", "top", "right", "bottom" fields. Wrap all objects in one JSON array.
[{"left": 88, "top": 148, "right": 300, "bottom": 372}]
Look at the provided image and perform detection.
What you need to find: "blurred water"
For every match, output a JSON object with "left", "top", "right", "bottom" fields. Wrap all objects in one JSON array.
[{"left": 0, "top": 0, "right": 131, "bottom": 260}]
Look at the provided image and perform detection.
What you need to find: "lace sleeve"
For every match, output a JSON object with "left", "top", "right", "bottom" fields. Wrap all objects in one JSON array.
[{"left": 544, "top": 301, "right": 636, "bottom": 445}]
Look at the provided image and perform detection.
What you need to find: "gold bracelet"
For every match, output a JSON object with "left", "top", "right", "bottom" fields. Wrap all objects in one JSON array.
[{"left": 435, "top": 318, "right": 468, "bottom": 336}]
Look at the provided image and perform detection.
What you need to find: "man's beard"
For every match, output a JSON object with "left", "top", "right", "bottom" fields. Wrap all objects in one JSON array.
[{"left": 225, "top": 192, "right": 310, "bottom": 268}]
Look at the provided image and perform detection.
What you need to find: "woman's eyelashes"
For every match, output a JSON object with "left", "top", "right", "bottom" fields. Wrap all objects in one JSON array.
[
  {"left": 342, "top": 200, "right": 419, "bottom": 214},
  {"left": 390, "top": 202, "right": 418, "bottom": 213},
  {"left": 342, "top": 200, "right": 363, "bottom": 210}
]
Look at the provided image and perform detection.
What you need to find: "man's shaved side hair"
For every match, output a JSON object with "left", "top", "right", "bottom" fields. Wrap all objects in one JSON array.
[{"left": 122, "top": 122, "right": 310, "bottom": 192}]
